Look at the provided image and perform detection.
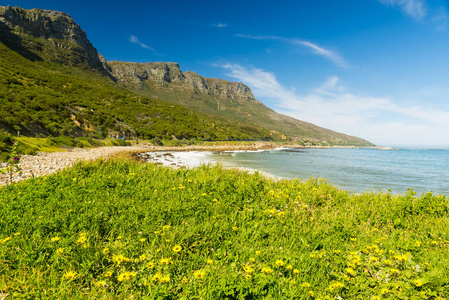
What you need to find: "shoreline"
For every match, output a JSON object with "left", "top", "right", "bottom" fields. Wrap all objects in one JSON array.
[{"left": 0, "top": 143, "right": 392, "bottom": 186}]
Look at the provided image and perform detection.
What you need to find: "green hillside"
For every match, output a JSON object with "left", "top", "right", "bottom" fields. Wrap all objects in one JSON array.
[{"left": 0, "top": 42, "right": 283, "bottom": 142}]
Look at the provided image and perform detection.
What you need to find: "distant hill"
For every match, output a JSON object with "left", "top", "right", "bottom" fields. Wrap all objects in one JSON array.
[{"left": 0, "top": 5, "right": 374, "bottom": 146}]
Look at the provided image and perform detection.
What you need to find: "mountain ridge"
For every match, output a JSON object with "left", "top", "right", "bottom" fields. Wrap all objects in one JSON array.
[{"left": 0, "top": 5, "right": 374, "bottom": 146}]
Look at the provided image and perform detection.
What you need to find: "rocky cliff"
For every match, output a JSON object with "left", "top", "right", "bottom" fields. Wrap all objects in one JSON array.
[
  {"left": 108, "top": 61, "right": 256, "bottom": 101},
  {"left": 0, "top": 5, "right": 109, "bottom": 73}
]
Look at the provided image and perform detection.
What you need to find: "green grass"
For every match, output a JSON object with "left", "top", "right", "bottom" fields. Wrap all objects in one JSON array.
[{"left": 0, "top": 160, "right": 448, "bottom": 299}]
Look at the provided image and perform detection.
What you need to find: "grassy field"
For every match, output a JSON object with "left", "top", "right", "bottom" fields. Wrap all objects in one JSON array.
[{"left": 0, "top": 159, "right": 448, "bottom": 299}]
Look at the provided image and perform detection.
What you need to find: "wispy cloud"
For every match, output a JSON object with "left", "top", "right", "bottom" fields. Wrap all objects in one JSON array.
[
  {"left": 214, "top": 23, "right": 227, "bottom": 28},
  {"left": 217, "top": 63, "right": 449, "bottom": 147},
  {"left": 379, "top": 0, "right": 428, "bottom": 20},
  {"left": 129, "top": 35, "right": 154, "bottom": 51},
  {"left": 236, "top": 34, "right": 350, "bottom": 69}
]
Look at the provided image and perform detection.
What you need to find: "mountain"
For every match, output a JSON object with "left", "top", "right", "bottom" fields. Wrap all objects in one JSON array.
[
  {"left": 108, "top": 61, "right": 371, "bottom": 146},
  {"left": 0, "top": 5, "right": 374, "bottom": 146}
]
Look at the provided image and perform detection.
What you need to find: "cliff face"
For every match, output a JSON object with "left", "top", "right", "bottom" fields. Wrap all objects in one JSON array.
[
  {"left": 0, "top": 5, "right": 108, "bottom": 72},
  {"left": 108, "top": 61, "right": 256, "bottom": 101}
]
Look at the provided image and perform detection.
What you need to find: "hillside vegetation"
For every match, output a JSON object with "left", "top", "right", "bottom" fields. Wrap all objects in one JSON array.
[
  {"left": 0, "top": 160, "right": 448, "bottom": 299},
  {"left": 0, "top": 5, "right": 373, "bottom": 146},
  {"left": 0, "top": 42, "right": 283, "bottom": 143}
]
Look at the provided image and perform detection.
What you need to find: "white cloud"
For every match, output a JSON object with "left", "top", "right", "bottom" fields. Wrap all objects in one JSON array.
[
  {"left": 379, "top": 0, "right": 428, "bottom": 20},
  {"left": 129, "top": 35, "right": 154, "bottom": 51},
  {"left": 215, "top": 23, "right": 227, "bottom": 28},
  {"left": 236, "top": 34, "right": 350, "bottom": 69},
  {"left": 218, "top": 63, "right": 449, "bottom": 148}
]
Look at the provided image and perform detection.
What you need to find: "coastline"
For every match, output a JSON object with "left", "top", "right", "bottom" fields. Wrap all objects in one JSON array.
[{"left": 0, "top": 142, "right": 392, "bottom": 186}]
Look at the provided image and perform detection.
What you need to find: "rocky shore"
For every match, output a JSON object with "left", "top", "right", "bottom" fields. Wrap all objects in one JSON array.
[{"left": 0, "top": 142, "right": 279, "bottom": 186}]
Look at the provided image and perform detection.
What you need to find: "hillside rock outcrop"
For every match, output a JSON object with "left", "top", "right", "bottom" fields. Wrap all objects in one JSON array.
[
  {"left": 0, "top": 5, "right": 107, "bottom": 72},
  {"left": 108, "top": 61, "right": 256, "bottom": 101}
]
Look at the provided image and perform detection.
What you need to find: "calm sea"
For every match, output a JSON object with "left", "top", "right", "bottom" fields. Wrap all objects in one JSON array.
[{"left": 210, "top": 148, "right": 449, "bottom": 195}]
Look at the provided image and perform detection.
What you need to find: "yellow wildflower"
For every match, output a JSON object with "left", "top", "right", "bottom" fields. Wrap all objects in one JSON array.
[
  {"left": 55, "top": 248, "right": 64, "bottom": 255},
  {"left": 308, "top": 290, "right": 315, "bottom": 297},
  {"left": 94, "top": 280, "right": 107, "bottom": 287},
  {"left": 345, "top": 267, "right": 357, "bottom": 276},
  {"left": 0, "top": 236, "right": 12, "bottom": 243},
  {"left": 146, "top": 262, "right": 155, "bottom": 269},
  {"left": 159, "top": 274, "right": 170, "bottom": 283},
  {"left": 172, "top": 245, "right": 182, "bottom": 253},
  {"left": 152, "top": 273, "right": 162, "bottom": 282},
  {"left": 243, "top": 265, "right": 255, "bottom": 274},
  {"left": 286, "top": 264, "right": 293, "bottom": 270},
  {"left": 207, "top": 259, "right": 213, "bottom": 265},
  {"left": 51, "top": 237, "right": 61, "bottom": 242},
  {"left": 293, "top": 269, "right": 300, "bottom": 274},
  {"left": 414, "top": 278, "right": 427, "bottom": 287},
  {"left": 102, "top": 247, "right": 109, "bottom": 255},
  {"left": 275, "top": 259, "right": 285, "bottom": 267},
  {"left": 302, "top": 282, "right": 311, "bottom": 288},
  {"left": 140, "top": 238, "right": 146, "bottom": 243},
  {"left": 103, "top": 271, "right": 113, "bottom": 277},
  {"left": 255, "top": 251, "right": 261, "bottom": 255},
  {"left": 63, "top": 271, "right": 78, "bottom": 280},
  {"left": 249, "top": 257, "right": 256, "bottom": 262},
  {"left": 139, "top": 254, "right": 147, "bottom": 261},
  {"left": 117, "top": 271, "right": 136, "bottom": 282},
  {"left": 159, "top": 257, "right": 172, "bottom": 265},
  {"left": 112, "top": 254, "right": 130, "bottom": 265},
  {"left": 162, "top": 225, "right": 171, "bottom": 231},
  {"left": 193, "top": 269, "right": 206, "bottom": 279},
  {"left": 261, "top": 267, "right": 273, "bottom": 274},
  {"left": 244, "top": 274, "right": 252, "bottom": 279}
]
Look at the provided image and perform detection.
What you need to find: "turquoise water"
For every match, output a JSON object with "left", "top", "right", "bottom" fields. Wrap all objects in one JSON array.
[{"left": 211, "top": 148, "right": 449, "bottom": 195}]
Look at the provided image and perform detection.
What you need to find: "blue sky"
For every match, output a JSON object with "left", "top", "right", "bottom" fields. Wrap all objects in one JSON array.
[{"left": 4, "top": 0, "right": 449, "bottom": 148}]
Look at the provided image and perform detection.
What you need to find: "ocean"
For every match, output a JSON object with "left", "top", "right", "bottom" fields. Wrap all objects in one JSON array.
[{"left": 209, "top": 148, "right": 449, "bottom": 195}]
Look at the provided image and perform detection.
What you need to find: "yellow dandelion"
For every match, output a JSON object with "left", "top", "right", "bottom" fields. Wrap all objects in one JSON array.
[
  {"left": 286, "top": 264, "right": 293, "bottom": 270},
  {"left": 51, "top": 237, "right": 61, "bottom": 242},
  {"left": 193, "top": 269, "right": 206, "bottom": 279},
  {"left": 381, "top": 288, "right": 389, "bottom": 295},
  {"left": 146, "top": 262, "right": 155, "bottom": 269},
  {"left": 162, "top": 225, "right": 171, "bottom": 231},
  {"left": 102, "top": 247, "right": 109, "bottom": 255},
  {"left": 293, "top": 269, "right": 300, "bottom": 274},
  {"left": 249, "top": 257, "right": 256, "bottom": 262},
  {"left": 172, "top": 245, "right": 182, "bottom": 253},
  {"left": 308, "top": 290, "right": 315, "bottom": 297},
  {"left": 275, "top": 259, "right": 285, "bottom": 267},
  {"left": 63, "top": 271, "right": 78, "bottom": 280},
  {"left": 232, "top": 226, "right": 238, "bottom": 231},
  {"left": 255, "top": 251, "right": 261, "bottom": 255},
  {"left": 140, "top": 238, "right": 146, "bottom": 243},
  {"left": 244, "top": 274, "right": 252, "bottom": 279},
  {"left": 371, "top": 256, "right": 379, "bottom": 262},
  {"left": 207, "top": 259, "right": 213, "bottom": 265},
  {"left": 159, "top": 257, "right": 172, "bottom": 265}
]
